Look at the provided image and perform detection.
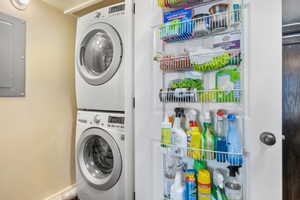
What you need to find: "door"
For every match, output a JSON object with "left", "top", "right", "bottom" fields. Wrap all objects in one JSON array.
[
  {"left": 77, "top": 128, "right": 122, "bottom": 190},
  {"left": 283, "top": 34, "right": 300, "bottom": 200},
  {"left": 77, "top": 23, "right": 123, "bottom": 86},
  {"left": 134, "top": 0, "right": 282, "bottom": 200},
  {"left": 246, "top": 0, "right": 282, "bottom": 200}
]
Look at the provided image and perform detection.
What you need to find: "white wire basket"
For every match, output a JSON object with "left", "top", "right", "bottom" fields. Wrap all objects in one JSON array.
[
  {"left": 159, "top": 88, "right": 241, "bottom": 103},
  {"left": 156, "top": 49, "right": 241, "bottom": 72},
  {"left": 157, "top": 9, "right": 241, "bottom": 43},
  {"left": 158, "top": 54, "right": 193, "bottom": 71},
  {"left": 157, "top": 0, "right": 219, "bottom": 8},
  {"left": 161, "top": 143, "right": 244, "bottom": 166}
]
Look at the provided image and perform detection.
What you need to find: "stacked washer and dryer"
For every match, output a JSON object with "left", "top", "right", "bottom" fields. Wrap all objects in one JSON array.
[{"left": 75, "top": 3, "right": 134, "bottom": 200}]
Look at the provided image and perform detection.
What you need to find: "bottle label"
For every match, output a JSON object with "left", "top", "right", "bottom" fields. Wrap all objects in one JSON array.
[
  {"left": 198, "top": 193, "right": 211, "bottom": 200},
  {"left": 162, "top": 128, "right": 171, "bottom": 145},
  {"left": 198, "top": 183, "right": 211, "bottom": 189}
]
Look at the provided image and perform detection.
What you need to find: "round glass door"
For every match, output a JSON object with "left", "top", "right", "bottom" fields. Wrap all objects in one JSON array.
[
  {"left": 77, "top": 128, "right": 122, "bottom": 190},
  {"left": 77, "top": 23, "right": 123, "bottom": 86}
]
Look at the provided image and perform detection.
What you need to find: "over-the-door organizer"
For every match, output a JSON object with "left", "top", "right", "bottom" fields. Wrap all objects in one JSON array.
[{"left": 153, "top": 0, "right": 246, "bottom": 200}]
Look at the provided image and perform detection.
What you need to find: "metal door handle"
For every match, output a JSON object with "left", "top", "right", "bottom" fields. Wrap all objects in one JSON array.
[{"left": 260, "top": 132, "right": 276, "bottom": 146}]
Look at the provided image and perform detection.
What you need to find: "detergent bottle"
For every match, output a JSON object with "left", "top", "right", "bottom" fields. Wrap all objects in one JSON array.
[
  {"left": 186, "top": 109, "right": 202, "bottom": 159},
  {"left": 185, "top": 169, "right": 197, "bottom": 200},
  {"left": 198, "top": 169, "right": 212, "bottom": 200}
]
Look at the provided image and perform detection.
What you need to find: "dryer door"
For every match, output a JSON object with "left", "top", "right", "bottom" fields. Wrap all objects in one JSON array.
[
  {"left": 77, "top": 128, "right": 122, "bottom": 190},
  {"left": 77, "top": 23, "right": 122, "bottom": 86}
]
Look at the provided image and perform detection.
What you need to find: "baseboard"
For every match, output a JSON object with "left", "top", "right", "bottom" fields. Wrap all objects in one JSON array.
[{"left": 44, "top": 184, "right": 77, "bottom": 200}]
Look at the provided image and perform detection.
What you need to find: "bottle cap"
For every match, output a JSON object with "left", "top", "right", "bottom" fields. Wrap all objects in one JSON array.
[
  {"left": 204, "top": 112, "right": 211, "bottom": 122},
  {"left": 227, "top": 113, "right": 237, "bottom": 120},
  {"left": 163, "top": 115, "right": 169, "bottom": 123},
  {"left": 175, "top": 108, "right": 181, "bottom": 117},
  {"left": 217, "top": 110, "right": 226, "bottom": 117},
  {"left": 188, "top": 109, "right": 197, "bottom": 121}
]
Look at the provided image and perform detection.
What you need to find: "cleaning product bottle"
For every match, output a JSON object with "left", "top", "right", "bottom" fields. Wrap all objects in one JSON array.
[
  {"left": 198, "top": 169, "right": 212, "bottom": 200},
  {"left": 225, "top": 166, "right": 242, "bottom": 200},
  {"left": 185, "top": 169, "right": 197, "bottom": 200},
  {"left": 171, "top": 108, "right": 188, "bottom": 157},
  {"left": 202, "top": 112, "right": 215, "bottom": 160},
  {"left": 194, "top": 160, "right": 207, "bottom": 173},
  {"left": 163, "top": 154, "right": 177, "bottom": 199},
  {"left": 161, "top": 115, "right": 172, "bottom": 147},
  {"left": 170, "top": 166, "right": 185, "bottom": 200},
  {"left": 226, "top": 114, "right": 243, "bottom": 166},
  {"left": 230, "top": 0, "right": 241, "bottom": 24},
  {"left": 215, "top": 110, "right": 227, "bottom": 163},
  {"left": 212, "top": 169, "right": 228, "bottom": 200},
  {"left": 187, "top": 109, "right": 202, "bottom": 160}
]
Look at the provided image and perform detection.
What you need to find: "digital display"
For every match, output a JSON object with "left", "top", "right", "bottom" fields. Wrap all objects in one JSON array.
[
  {"left": 108, "top": 116, "right": 125, "bottom": 124},
  {"left": 109, "top": 4, "right": 125, "bottom": 14}
]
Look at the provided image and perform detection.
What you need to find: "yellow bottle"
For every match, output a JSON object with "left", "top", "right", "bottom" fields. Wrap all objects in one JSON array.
[
  {"left": 187, "top": 109, "right": 202, "bottom": 159},
  {"left": 198, "top": 169, "right": 211, "bottom": 200},
  {"left": 190, "top": 124, "right": 202, "bottom": 160}
]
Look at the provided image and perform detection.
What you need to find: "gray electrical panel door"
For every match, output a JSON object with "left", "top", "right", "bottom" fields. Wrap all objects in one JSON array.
[{"left": 0, "top": 12, "right": 26, "bottom": 97}]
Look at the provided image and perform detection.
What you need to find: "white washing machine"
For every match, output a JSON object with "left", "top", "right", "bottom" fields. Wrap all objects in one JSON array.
[
  {"left": 76, "top": 110, "right": 126, "bottom": 200},
  {"left": 75, "top": 3, "right": 130, "bottom": 111}
]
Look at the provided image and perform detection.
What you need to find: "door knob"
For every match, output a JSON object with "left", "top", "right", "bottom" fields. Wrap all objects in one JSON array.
[{"left": 260, "top": 132, "right": 276, "bottom": 146}]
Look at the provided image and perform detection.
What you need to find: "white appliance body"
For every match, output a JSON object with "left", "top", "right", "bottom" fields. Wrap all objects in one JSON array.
[
  {"left": 76, "top": 110, "right": 126, "bottom": 200},
  {"left": 76, "top": 3, "right": 128, "bottom": 111}
]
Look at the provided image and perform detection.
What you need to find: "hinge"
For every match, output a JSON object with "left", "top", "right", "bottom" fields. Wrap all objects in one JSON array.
[
  {"left": 133, "top": 97, "right": 135, "bottom": 108},
  {"left": 133, "top": 3, "right": 136, "bottom": 14}
]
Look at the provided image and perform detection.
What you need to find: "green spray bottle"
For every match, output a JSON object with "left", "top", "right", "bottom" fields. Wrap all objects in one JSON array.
[{"left": 202, "top": 112, "right": 215, "bottom": 160}]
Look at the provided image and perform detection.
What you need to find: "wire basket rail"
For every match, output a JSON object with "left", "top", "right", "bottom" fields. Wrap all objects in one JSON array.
[{"left": 159, "top": 88, "right": 241, "bottom": 103}]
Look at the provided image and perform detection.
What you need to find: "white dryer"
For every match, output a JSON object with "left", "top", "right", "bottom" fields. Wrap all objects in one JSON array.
[
  {"left": 75, "top": 3, "right": 130, "bottom": 111},
  {"left": 76, "top": 110, "right": 126, "bottom": 200}
]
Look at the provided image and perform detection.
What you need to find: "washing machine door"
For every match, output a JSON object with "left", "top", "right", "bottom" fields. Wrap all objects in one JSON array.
[
  {"left": 77, "top": 22, "right": 122, "bottom": 86},
  {"left": 77, "top": 128, "right": 122, "bottom": 190}
]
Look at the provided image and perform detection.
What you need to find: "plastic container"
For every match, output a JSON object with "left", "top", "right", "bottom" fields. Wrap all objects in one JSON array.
[
  {"left": 198, "top": 169, "right": 212, "bottom": 200},
  {"left": 162, "top": 115, "right": 172, "bottom": 147},
  {"left": 171, "top": 108, "right": 188, "bottom": 157},
  {"left": 226, "top": 114, "right": 243, "bottom": 166},
  {"left": 215, "top": 110, "right": 227, "bottom": 162},
  {"left": 225, "top": 166, "right": 242, "bottom": 200},
  {"left": 185, "top": 169, "right": 197, "bottom": 200},
  {"left": 202, "top": 112, "right": 215, "bottom": 160},
  {"left": 171, "top": 167, "right": 185, "bottom": 200}
]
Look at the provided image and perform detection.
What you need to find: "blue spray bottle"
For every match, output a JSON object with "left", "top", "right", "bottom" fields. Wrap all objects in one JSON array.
[{"left": 226, "top": 114, "right": 243, "bottom": 166}]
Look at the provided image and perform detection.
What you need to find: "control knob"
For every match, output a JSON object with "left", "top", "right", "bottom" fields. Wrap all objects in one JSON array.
[{"left": 94, "top": 115, "right": 101, "bottom": 124}]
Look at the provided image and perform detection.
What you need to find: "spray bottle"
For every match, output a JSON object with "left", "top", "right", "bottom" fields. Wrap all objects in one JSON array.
[
  {"left": 170, "top": 165, "right": 185, "bottom": 200},
  {"left": 225, "top": 166, "right": 242, "bottom": 200},
  {"left": 171, "top": 108, "right": 188, "bottom": 158},
  {"left": 202, "top": 112, "right": 215, "bottom": 160},
  {"left": 215, "top": 110, "right": 227, "bottom": 163}
]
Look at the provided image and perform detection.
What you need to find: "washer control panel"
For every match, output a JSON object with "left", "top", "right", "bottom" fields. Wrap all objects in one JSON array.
[
  {"left": 107, "top": 115, "right": 125, "bottom": 129},
  {"left": 78, "top": 111, "right": 125, "bottom": 130}
]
